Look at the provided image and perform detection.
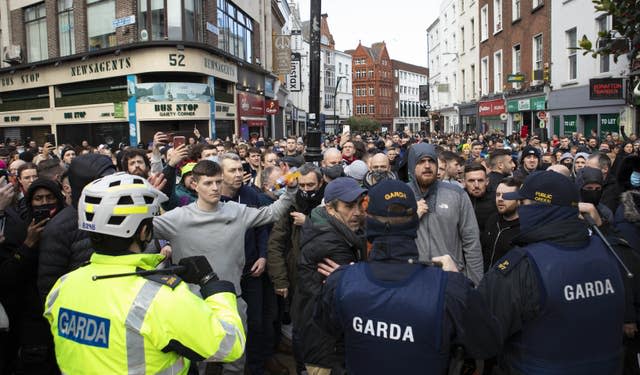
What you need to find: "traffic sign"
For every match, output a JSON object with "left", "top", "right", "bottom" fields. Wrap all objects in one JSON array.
[{"left": 537, "top": 111, "right": 547, "bottom": 121}]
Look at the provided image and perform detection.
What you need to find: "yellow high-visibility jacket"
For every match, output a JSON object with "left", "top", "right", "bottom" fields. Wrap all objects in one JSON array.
[{"left": 44, "top": 252, "right": 245, "bottom": 374}]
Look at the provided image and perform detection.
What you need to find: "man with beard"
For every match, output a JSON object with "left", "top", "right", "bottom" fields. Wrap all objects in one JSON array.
[
  {"left": 514, "top": 145, "right": 541, "bottom": 179},
  {"left": 267, "top": 163, "right": 325, "bottom": 373},
  {"left": 480, "top": 177, "right": 521, "bottom": 272},
  {"left": 464, "top": 163, "right": 497, "bottom": 233},
  {"left": 487, "top": 149, "right": 515, "bottom": 193},
  {"left": 120, "top": 148, "right": 151, "bottom": 178},
  {"left": 408, "top": 143, "right": 484, "bottom": 285}
]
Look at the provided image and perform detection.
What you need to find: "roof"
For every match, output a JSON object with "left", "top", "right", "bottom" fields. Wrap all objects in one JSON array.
[{"left": 391, "top": 59, "right": 428, "bottom": 75}]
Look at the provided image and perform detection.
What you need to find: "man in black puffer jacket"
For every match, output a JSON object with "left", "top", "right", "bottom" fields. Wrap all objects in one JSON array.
[
  {"left": 293, "top": 177, "right": 367, "bottom": 374},
  {"left": 37, "top": 154, "right": 115, "bottom": 301}
]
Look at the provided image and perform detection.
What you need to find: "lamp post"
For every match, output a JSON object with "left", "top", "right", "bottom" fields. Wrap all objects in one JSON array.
[{"left": 333, "top": 75, "right": 346, "bottom": 133}]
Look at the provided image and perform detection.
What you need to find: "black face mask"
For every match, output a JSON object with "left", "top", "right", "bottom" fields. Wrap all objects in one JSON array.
[
  {"left": 540, "top": 162, "right": 552, "bottom": 170},
  {"left": 32, "top": 203, "right": 59, "bottom": 222},
  {"left": 296, "top": 185, "right": 325, "bottom": 215},
  {"left": 322, "top": 164, "right": 344, "bottom": 180},
  {"left": 580, "top": 188, "right": 603, "bottom": 206}
]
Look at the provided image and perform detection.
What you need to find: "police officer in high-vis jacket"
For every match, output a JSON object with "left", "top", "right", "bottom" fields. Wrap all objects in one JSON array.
[
  {"left": 44, "top": 173, "right": 245, "bottom": 374},
  {"left": 315, "top": 179, "right": 501, "bottom": 375},
  {"left": 478, "top": 170, "right": 625, "bottom": 374}
]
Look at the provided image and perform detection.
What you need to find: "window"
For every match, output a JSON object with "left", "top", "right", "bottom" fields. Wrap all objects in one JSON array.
[
  {"left": 368, "top": 70, "right": 374, "bottom": 78},
  {"left": 494, "top": 0, "right": 502, "bottom": 33},
  {"left": 512, "top": 0, "right": 520, "bottom": 21},
  {"left": 369, "top": 86, "right": 374, "bottom": 96},
  {"left": 597, "top": 16, "right": 610, "bottom": 73},
  {"left": 462, "top": 69, "right": 466, "bottom": 99},
  {"left": 480, "top": 5, "right": 488, "bottom": 41},
  {"left": 338, "top": 62, "right": 342, "bottom": 74},
  {"left": 369, "top": 105, "right": 375, "bottom": 114},
  {"left": 481, "top": 57, "right": 489, "bottom": 95},
  {"left": 470, "top": 18, "right": 475, "bottom": 46},
  {"left": 494, "top": 51, "right": 503, "bottom": 93},
  {"left": 460, "top": 0, "right": 465, "bottom": 11},
  {"left": 512, "top": 44, "right": 521, "bottom": 89},
  {"left": 566, "top": 28, "right": 577, "bottom": 80},
  {"left": 533, "top": 34, "right": 543, "bottom": 71},
  {"left": 58, "top": 0, "right": 75, "bottom": 56},
  {"left": 471, "top": 64, "right": 476, "bottom": 97},
  {"left": 25, "top": 3, "right": 48, "bottom": 62},
  {"left": 461, "top": 26, "right": 465, "bottom": 51},
  {"left": 87, "top": 0, "right": 115, "bottom": 51},
  {"left": 217, "top": 0, "right": 253, "bottom": 63},
  {"left": 324, "top": 70, "right": 334, "bottom": 92},
  {"left": 532, "top": 0, "right": 543, "bottom": 8}
]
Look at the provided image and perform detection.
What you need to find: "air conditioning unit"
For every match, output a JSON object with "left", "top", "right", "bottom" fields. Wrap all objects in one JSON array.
[
  {"left": 140, "top": 29, "right": 149, "bottom": 41},
  {"left": 3, "top": 45, "right": 22, "bottom": 65}
]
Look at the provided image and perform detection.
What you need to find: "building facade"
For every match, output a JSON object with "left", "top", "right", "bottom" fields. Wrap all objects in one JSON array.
[
  {"left": 478, "top": 0, "right": 551, "bottom": 135},
  {"left": 427, "top": 0, "right": 460, "bottom": 133},
  {"left": 348, "top": 41, "right": 394, "bottom": 129},
  {"left": 548, "top": 0, "right": 629, "bottom": 137},
  {"left": 392, "top": 59, "right": 428, "bottom": 132},
  {"left": 456, "top": 0, "right": 480, "bottom": 132},
  {"left": 0, "top": 0, "right": 286, "bottom": 146}
]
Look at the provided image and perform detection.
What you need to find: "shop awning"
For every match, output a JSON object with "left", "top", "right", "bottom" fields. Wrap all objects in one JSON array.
[{"left": 241, "top": 116, "right": 267, "bottom": 127}]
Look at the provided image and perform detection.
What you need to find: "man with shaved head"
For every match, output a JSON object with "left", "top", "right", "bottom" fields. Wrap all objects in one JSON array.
[{"left": 322, "top": 148, "right": 342, "bottom": 167}]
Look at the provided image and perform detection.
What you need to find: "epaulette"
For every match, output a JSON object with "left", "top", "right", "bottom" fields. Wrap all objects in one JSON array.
[
  {"left": 143, "top": 272, "right": 182, "bottom": 290},
  {"left": 493, "top": 247, "right": 528, "bottom": 276}
]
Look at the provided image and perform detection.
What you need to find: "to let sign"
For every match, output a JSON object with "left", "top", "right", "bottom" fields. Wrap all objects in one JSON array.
[{"left": 590, "top": 78, "right": 624, "bottom": 100}]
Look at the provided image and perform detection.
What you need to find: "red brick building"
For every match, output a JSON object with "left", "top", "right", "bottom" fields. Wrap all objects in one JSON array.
[
  {"left": 346, "top": 41, "right": 394, "bottom": 127},
  {"left": 478, "top": 0, "right": 550, "bottom": 134}
]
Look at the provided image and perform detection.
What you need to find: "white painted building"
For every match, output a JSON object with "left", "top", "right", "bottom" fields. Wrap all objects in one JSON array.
[
  {"left": 456, "top": 0, "right": 480, "bottom": 131},
  {"left": 334, "top": 50, "right": 353, "bottom": 129},
  {"left": 548, "top": 0, "right": 630, "bottom": 137},
  {"left": 427, "top": 0, "right": 461, "bottom": 133},
  {"left": 393, "top": 60, "right": 429, "bottom": 132}
]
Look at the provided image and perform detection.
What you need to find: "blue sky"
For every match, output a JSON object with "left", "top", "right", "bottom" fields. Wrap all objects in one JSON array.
[{"left": 296, "top": 0, "right": 439, "bottom": 67}]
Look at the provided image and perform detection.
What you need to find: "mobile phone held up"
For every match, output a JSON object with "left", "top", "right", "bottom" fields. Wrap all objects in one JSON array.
[{"left": 173, "top": 136, "right": 186, "bottom": 148}]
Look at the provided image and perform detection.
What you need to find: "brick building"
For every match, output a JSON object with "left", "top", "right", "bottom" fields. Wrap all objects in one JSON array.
[
  {"left": 391, "top": 59, "right": 428, "bottom": 133},
  {"left": 346, "top": 41, "right": 394, "bottom": 129},
  {"left": 0, "top": 0, "right": 289, "bottom": 145},
  {"left": 478, "top": 0, "right": 550, "bottom": 134}
]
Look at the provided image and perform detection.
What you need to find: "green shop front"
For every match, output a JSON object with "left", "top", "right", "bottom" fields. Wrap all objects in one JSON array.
[
  {"left": 506, "top": 95, "right": 546, "bottom": 137},
  {"left": 548, "top": 80, "right": 628, "bottom": 138}
]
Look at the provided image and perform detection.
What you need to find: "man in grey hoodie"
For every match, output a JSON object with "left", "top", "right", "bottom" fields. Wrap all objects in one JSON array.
[{"left": 407, "top": 143, "right": 484, "bottom": 285}]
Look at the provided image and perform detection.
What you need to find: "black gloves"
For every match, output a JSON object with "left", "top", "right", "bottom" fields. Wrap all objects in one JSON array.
[
  {"left": 177, "top": 256, "right": 235, "bottom": 298},
  {"left": 178, "top": 256, "right": 216, "bottom": 284}
]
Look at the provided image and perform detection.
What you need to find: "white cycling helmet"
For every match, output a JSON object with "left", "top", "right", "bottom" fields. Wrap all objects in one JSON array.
[{"left": 78, "top": 172, "right": 168, "bottom": 238}]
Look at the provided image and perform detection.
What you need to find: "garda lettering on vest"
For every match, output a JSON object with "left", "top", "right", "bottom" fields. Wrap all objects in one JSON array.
[
  {"left": 58, "top": 307, "right": 110, "bottom": 348},
  {"left": 564, "top": 279, "right": 615, "bottom": 301},
  {"left": 352, "top": 316, "right": 414, "bottom": 342}
]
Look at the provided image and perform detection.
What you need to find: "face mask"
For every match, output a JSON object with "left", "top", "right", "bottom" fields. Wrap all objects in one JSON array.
[
  {"left": 296, "top": 185, "right": 325, "bottom": 215},
  {"left": 580, "top": 188, "right": 602, "bottom": 205},
  {"left": 298, "top": 189, "right": 319, "bottom": 200},
  {"left": 323, "top": 164, "right": 344, "bottom": 180},
  {"left": 631, "top": 171, "right": 640, "bottom": 187},
  {"left": 540, "top": 162, "right": 551, "bottom": 170}
]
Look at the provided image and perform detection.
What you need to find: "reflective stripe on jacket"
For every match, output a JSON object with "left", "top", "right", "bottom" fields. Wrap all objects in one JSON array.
[{"left": 44, "top": 252, "right": 245, "bottom": 374}]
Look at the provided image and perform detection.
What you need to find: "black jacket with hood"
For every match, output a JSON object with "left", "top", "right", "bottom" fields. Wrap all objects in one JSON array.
[
  {"left": 37, "top": 154, "right": 115, "bottom": 301},
  {"left": 293, "top": 205, "right": 366, "bottom": 370}
]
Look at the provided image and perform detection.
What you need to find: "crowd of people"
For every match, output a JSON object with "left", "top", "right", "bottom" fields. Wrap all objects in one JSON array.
[{"left": 0, "top": 125, "right": 640, "bottom": 375}]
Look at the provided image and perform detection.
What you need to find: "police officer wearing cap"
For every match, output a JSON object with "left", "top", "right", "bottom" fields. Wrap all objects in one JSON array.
[
  {"left": 315, "top": 179, "right": 501, "bottom": 375},
  {"left": 44, "top": 173, "right": 245, "bottom": 374},
  {"left": 478, "top": 170, "right": 625, "bottom": 374}
]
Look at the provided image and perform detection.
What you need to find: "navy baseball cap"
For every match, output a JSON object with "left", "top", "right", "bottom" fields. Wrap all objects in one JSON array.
[
  {"left": 324, "top": 177, "right": 367, "bottom": 203},
  {"left": 503, "top": 170, "right": 579, "bottom": 207},
  {"left": 367, "top": 179, "right": 417, "bottom": 217}
]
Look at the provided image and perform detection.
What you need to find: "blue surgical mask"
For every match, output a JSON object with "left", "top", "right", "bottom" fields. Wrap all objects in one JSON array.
[{"left": 631, "top": 171, "right": 640, "bottom": 187}]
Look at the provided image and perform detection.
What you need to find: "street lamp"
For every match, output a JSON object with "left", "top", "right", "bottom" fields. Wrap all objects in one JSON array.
[{"left": 334, "top": 75, "right": 346, "bottom": 133}]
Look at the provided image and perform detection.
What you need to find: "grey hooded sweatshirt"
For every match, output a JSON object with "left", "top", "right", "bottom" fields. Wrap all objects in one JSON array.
[{"left": 407, "top": 143, "right": 484, "bottom": 285}]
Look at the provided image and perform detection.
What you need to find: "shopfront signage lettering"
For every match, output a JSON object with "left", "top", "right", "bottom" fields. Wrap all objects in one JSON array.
[
  {"left": 154, "top": 103, "right": 199, "bottom": 116},
  {"left": 478, "top": 99, "right": 506, "bottom": 117},
  {"left": 70, "top": 57, "right": 132, "bottom": 77},
  {"left": 64, "top": 112, "right": 86, "bottom": 119},
  {"left": 590, "top": 78, "right": 623, "bottom": 100},
  {"left": 3, "top": 116, "right": 19, "bottom": 122},
  {"left": 30, "top": 116, "right": 44, "bottom": 121},
  {"left": 204, "top": 57, "right": 236, "bottom": 77},
  {"left": 1, "top": 72, "right": 40, "bottom": 87}
]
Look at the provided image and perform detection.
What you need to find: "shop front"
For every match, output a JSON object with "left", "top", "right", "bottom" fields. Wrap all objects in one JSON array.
[
  {"left": 478, "top": 98, "right": 506, "bottom": 133},
  {"left": 0, "top": 108, "right": 52, "bottom": 145},
  {"left": 506, "top": 95, "right": 546, "bottom": 137},
  {"left": 237, "top": 91, "right": 267, "bottom": 140},
  {"left": 548, "top": 80, "right": 626, "bottom": 138},
  {"left": 458, "top": 102, "right": 478, "bottom": 133},
  {"left": 54, "top": 103, "right": 129, "bottom": 147}
]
